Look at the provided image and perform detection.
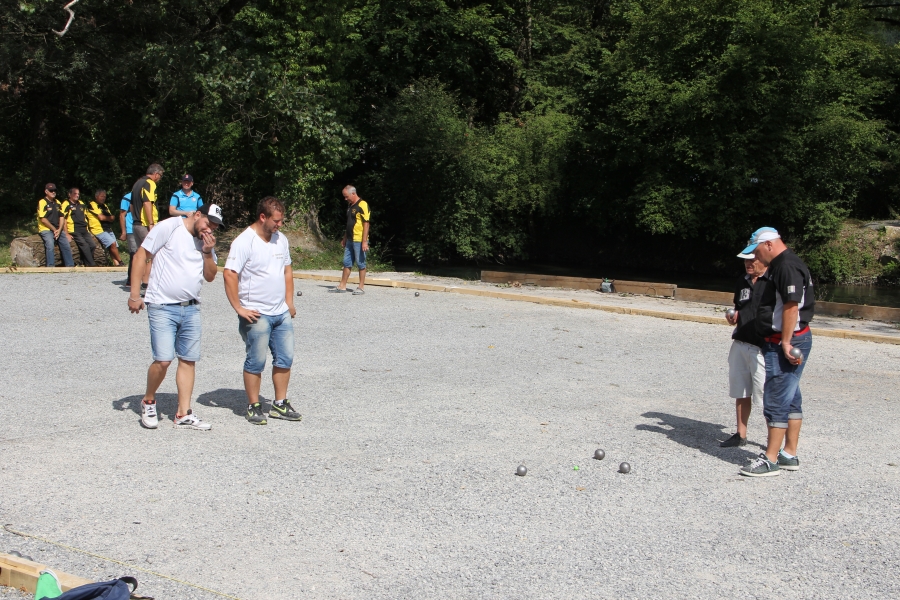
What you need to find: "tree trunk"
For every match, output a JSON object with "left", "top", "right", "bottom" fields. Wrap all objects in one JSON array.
[{"left": 11, "top": 233, "right": 110, "bottom": 267}]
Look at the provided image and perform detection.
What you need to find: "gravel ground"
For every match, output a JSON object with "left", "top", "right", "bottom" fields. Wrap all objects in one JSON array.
[{"left": 1, "top": 271, "right": 898, "bottom": 600}]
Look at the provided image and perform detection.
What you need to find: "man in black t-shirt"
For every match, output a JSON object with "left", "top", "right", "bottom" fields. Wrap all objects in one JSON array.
[
  {"left": 738, "top": 227, "right": 814, "bottom": 478},
  {"left": 720, "top": 252, "right": 766, "bottom": 447}
]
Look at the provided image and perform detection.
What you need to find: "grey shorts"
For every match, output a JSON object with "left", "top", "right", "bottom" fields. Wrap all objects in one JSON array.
[
  {"left": 126, "top": 233, "right": 137, "bottom": 254},
  {"left": 133, "top": 224, "right": 149, "bottom": 251}
]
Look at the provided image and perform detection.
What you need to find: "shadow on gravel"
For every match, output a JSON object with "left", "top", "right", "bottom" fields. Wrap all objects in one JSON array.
[
  {"left": 636, "top": 411, "right": 760, "bottom": 466},
  {"left": 195, "top": 388, "right": 250, "bottom": 416},
  {"left": 112, "top": 394, "right": 178, "bottom": 421}
]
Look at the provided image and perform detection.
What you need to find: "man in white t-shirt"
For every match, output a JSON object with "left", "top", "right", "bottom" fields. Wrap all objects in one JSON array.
[
  {"left": 128, "top": 204, "right": 224, "bottom": 430},
  {"left": 224, "top": 196, "right": 299, "bottom": 425}
]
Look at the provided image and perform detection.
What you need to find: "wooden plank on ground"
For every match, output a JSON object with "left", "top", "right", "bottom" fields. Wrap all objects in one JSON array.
[
  {"left": 480, "top": 270, "right": 676, "bottom": 297},
  {"left": 817, "top": 301, "right": 900, "bottom": 322},
  {"left": 0, "top": 553, "right": 93, "bottom": 594},
  {"left": 676, "top": 288, "right": 733, "bottom": 305}
]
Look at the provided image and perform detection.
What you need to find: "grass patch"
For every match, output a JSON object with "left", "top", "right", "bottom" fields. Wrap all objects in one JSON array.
[
  {"left": 292, "top": 240, "right": 394, "bottom": 273},
  {"left": 0, "top": 216, "right": 36, "bottom": 267}
]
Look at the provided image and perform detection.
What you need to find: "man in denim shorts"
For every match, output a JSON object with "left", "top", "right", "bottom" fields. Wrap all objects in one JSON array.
[
  {"left": 224, "top": 196, "right": 300, "bottom": 425},
  {"left": 128, "top": 204, "right": 224, "bottom": 430},
  {"left": 333, "top": 185, "right": 370, "bottom": 295},
  {"left": 739, "top": 227, "right": 815, "bottom": 477}
]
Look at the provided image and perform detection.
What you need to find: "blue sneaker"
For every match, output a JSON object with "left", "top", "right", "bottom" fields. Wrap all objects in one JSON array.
[
  {"left": 777, "top": 450, "right": 800, "bottom": 471},
  {"left": 740, "top": 453, "right": 781, "bottom": 477}
]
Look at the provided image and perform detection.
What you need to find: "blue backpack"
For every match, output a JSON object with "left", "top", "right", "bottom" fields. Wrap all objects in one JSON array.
[{"left": 39, "top": 576, "right": 147, "bottom": 600}]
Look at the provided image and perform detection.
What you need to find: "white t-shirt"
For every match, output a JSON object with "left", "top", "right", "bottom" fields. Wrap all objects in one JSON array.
[
  {"left": 141, "top": 217, "right": 216, "bottom": 304},
  {"left": 224, "top": 227, "right": 291, "bottom": 315}
]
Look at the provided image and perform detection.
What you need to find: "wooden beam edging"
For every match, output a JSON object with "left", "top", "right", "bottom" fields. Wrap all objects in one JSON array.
[
  {"left": 0, "top": 552, "right": 92, "bottom": 594},
  {"left": 1, "top": 266, "right": 127, "bottom": 273},
  {"left": 293, "top": 272, "right": 900, "bottom": 345}
]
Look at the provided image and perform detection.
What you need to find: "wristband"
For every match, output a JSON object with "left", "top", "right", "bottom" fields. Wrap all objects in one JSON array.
[
  {"left": 128, "top": 297, "right": 141, "bottom": 303},
  {"left": 202, "top": 251, "right": 212, "bottom": 255}
]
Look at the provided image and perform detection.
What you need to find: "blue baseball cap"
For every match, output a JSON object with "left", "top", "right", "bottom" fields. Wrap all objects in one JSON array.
[{"left": 738, "top": 227, "right": 780, "bottom": 257}]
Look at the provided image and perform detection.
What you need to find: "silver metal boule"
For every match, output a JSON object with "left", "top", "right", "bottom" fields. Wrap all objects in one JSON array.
[
  {"left": 516, "top": 465, "right": 527, "bottom": 476},
  {"left": 594, "top": 449, "right": 605, "bottom": 460},
  {"left": 415, "top": 292, "right": 420, "bottom": 297},
  {"left": 296, "top": 291, "right": 302, "bottom": 296},
  {"left": 619, "top": 462, "right": 631, "bottom": 474},
  {"left": 789, "top": 347, "right": 803, "bottom": 359},
  {"left": 726, "top": 308, "right": 736, "bottom": 319}
]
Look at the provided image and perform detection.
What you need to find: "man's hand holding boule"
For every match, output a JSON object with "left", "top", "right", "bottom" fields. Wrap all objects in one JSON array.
[{"left": 783, "top": 343, "right": 802, "bottom": 366}]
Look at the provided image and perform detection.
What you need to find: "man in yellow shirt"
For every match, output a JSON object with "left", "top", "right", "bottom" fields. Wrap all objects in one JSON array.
[
  {"left": 86, "top": 189, "right": 124, "bottom": 266},
  {"left": 60, "top": 187, "right": 97, "bottom": 266},
  {"left": 130, "top": 163, "right": 163, "bottom": 286},
  {"left": 36, "top": 183, "right": 74, "bottom": 267},
  {"left": 334, "top": 185, "right": 370, "bottom": 295}
]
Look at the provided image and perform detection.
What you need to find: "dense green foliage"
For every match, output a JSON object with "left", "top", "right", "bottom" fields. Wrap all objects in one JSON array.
[{"left": 3, "top": 0, "right": 900, "bottom": 277}]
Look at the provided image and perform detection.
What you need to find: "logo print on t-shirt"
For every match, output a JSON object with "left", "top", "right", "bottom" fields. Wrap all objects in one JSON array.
[
  {"left": 740, "top": 288, "right": 751, "bottom": 302},
  {"left": 787, "top": 285, "right": 795, "bottom": 293}
]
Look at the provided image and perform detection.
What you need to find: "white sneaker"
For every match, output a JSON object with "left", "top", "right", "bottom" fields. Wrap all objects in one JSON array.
[
  {"left": 140, "top": 400, "right": 158, "bottom": 429},
  {"left": 173, "top": 410, "right": 211, "bottom": 431}
]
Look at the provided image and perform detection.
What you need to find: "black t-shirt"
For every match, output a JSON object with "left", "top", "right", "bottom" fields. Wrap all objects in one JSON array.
[
  {"left": 39, "top": 198, "right": 62, "bottom": 227},
  {"left": 731, "top": 274, "right": 763, "bottom": 346},
  {"left": 67, "top": 200, "right": 89, "bottom": 233},
  {"left": 755, "top": 249, "right": 815, "bottom": 336}
]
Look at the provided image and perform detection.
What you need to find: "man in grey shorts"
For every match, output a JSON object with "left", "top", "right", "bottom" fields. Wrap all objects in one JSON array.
[
  {"left": 721, "top": 250, "right": 767, "bottom": 447},
  {"left": 130, "top": 164, "right": 164, "bottom": 287}
]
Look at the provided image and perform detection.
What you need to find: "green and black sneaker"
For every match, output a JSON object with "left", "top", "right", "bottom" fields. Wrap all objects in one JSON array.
[
  {"left": 740, "top": 453, "right": 781, "bottom": 477},
  {"left": 777, "top": 450, "right": 800, "bottom": 471},
  {"left": 246, "top": 402, "right": 267, "bottom": 425},
  {"left": 269, "top": 399, "right": 302, "bottom": 421}
]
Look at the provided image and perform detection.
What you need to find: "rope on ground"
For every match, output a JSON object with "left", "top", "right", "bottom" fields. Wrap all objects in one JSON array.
[{"left": 3, "top": 524, "right": 244, "bottom": 600}]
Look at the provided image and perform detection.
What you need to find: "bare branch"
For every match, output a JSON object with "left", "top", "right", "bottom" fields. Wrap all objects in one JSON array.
[
  {"left": 862, "top": 3, "right": 900, "bottom": 8},
  {"left": 875, "top": 16, "right": 900, "bottom": 25},
  {"left": 52, "top": 0, "right": 82, "bottom": 37}
]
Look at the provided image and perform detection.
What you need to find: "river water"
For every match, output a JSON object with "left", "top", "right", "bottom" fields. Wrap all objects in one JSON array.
[{"left": 395, "top": 263, "right": 900, "bottom": 308}]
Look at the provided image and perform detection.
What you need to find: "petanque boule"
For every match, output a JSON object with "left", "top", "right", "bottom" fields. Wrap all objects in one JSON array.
[
  {"left": 415, "top": 292, "right": 420, "bottom": 297},
  {"left": 516, "top": 465, "right": 527, "bottom": 476},
  {"left": 296, "top": 291, "right": 302, "bottom": 297},
  {"left": 593, "top": 449, "right": 605, "bottom": 460},
  {"left": 789, "top": 347, "right": 803, "bottom": 360},
  {"left": 726, "top": 308, "right": 736, "bottom": 319},
  {"left": 619, "top": 462, "right": 631, "bottom": 474}
]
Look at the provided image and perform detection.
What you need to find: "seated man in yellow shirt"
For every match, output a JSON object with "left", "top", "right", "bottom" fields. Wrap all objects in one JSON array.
[
  {"left": 61, "top": 187, "right": 97, "bottom": 266},
  {"left": 86, "top": 189, "right": 124, "bottom": 266},
  {"left": 36, "top": 183, "right": 75, "bottom": 267}
]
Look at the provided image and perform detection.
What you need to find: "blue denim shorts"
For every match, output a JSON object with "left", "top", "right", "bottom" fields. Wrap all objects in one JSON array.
[
  {"left": 762, "top": 329, "right": 812, "bottom": 428},
  {"left": 95, "top": 231, "right": 116, "bottom": 249},
  {"left": 147, "top": 303, "right": 202, "bottom": 362},
  {"left": 343, "top": 241, "right": 366, "bottom": 269},
  {"left": 238, "top": 311, "right": 295, "bottom": 374}
]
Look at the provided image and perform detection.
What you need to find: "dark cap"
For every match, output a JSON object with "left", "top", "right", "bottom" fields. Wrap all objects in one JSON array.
[
  {"left": 180, "top": 174, "right": 194, "bottom": 183},
  {"left": 199, "top": 203, "right": 224, "bottom": 225},
  {"left": 45, "top": 184, "right": 57, "bottom": 192}
]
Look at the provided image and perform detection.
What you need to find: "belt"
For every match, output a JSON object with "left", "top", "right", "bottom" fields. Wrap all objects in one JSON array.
[
  {"left": 764, "top": 325, "right": 809, "bottom": 344},
  {"left": 162, "top": 299, "right": 198, "bottom": 306}
]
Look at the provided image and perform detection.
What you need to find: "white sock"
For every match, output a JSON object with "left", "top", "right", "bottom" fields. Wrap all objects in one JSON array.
[{"left": 780, "top": 450, "right": 795, "bottom": 459}]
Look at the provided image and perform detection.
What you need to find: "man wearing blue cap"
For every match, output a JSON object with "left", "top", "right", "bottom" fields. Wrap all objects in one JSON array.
[{"left": 738, "top": 227, "right": 814, "bottom": 477}]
